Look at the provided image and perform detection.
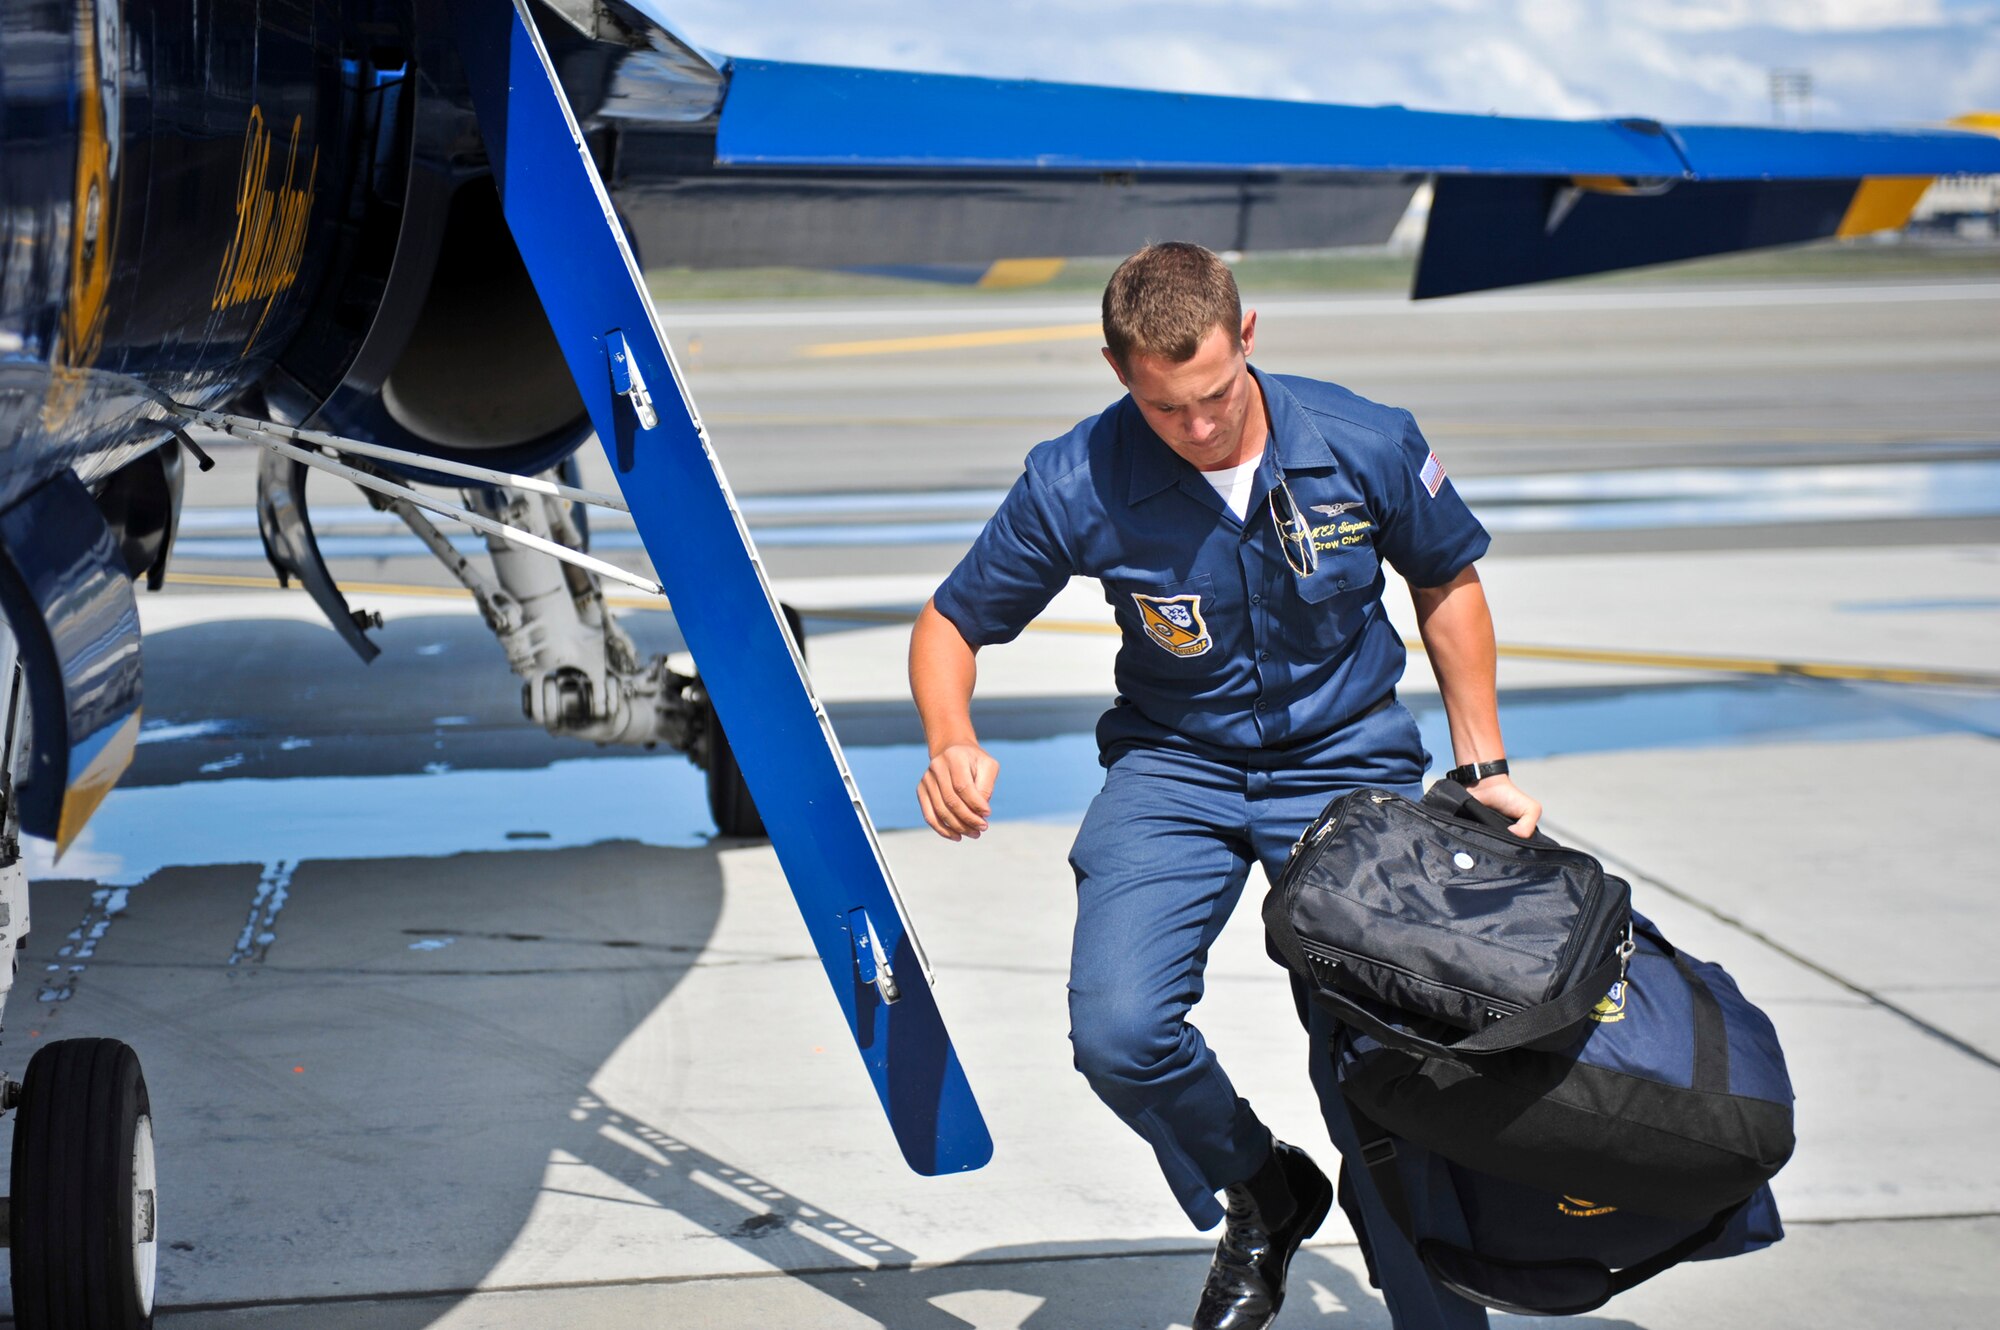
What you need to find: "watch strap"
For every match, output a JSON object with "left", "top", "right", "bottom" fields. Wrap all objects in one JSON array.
[{"left": 1446, "top": 758, "right": 1509, "bottom": 786}]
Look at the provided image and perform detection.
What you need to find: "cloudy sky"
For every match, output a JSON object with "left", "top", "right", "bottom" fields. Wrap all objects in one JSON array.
[{"left": 661, "top": 0, "right": 2000, "bottom": 128}]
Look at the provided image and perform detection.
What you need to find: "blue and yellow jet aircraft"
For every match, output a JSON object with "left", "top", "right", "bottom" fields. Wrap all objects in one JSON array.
[{"left": 1, "top": 1, "right": 1995, "bottom": 1325}]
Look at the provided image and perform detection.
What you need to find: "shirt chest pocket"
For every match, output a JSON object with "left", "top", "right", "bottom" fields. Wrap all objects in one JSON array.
[
  {"left": 1116, "top": 573, "right": 1222, "bottom": 665},
  {"left": 1282, "top": 543, "right": 1380, "bottom": 652}
]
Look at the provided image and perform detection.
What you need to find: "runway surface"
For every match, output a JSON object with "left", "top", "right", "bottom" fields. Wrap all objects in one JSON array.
[{"left": 7, "top": 275, "right": 1999, "bottom": 1328}]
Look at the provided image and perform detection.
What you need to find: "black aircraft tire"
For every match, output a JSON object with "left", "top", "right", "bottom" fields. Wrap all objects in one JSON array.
[
  {"left": 705, "top": 706, "right": 765, "bottom": 838},
  {"left": 702, "top": 604, "right": 806, "bottom": 840},
  {"left": 9, "top": 1038, "right": 157, "bottom": 1330}
]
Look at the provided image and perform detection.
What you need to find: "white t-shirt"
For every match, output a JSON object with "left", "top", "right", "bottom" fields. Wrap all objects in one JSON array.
[{"left": 1199, "top": 454, "right": 1264, "bottom": 521}]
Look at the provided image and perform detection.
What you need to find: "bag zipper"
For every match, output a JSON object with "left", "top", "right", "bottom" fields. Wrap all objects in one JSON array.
[{"left": 1299, "top": 939, "right": 1525, "bottom": 1020}]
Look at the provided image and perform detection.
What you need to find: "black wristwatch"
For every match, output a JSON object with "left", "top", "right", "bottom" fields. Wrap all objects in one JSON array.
[{"left": 1446, "top": 758, "right": 1509, "bottom": 787}]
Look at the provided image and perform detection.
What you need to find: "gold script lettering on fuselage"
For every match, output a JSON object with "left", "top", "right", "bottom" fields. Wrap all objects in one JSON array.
[
  {"left": 212, "top": 105, "right": 318, "bottom": 347},
  {"left": 43, "top": 0, "right": 122, "bottom": 427}
]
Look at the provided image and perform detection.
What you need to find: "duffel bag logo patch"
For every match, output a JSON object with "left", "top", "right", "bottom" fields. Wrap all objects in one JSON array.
[
  {"left": 1589, "top": 980, "right": 1628, "bottom": 1024},
  {"left": 1557, "top": 1195, "right": 1619, "bottom": 1218}
]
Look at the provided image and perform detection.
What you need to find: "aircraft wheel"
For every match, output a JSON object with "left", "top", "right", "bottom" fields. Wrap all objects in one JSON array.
[
  {"left": 9, "top": 1038, "right": 157, "bottom": 1330},
  {"left": 704, "top": 701, "right": 763, "bottom": 838},
  {"left": 702, "top": 604, "right": 806, "bottom": 839}
]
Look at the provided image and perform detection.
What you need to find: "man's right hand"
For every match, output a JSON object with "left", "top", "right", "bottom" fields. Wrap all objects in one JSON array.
[{"left": 917, "top": 742, "right": 1000, "bottom": 841}]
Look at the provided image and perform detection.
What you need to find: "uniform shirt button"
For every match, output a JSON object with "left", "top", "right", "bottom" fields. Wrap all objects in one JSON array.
[
  {"left": 1259, "top": 650, "right": 1272, "bottom": 662},
  {"left": 1250, "top": 594, "right": 1263, "bottom": 606},
  {"left": 1254, "top": 700, "right": 1266, "bottom": 711}
]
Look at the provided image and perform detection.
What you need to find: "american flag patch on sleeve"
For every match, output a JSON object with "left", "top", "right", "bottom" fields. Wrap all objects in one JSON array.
[{"left": 1418, "top": 450, "right": 1447, "bottom": 497}]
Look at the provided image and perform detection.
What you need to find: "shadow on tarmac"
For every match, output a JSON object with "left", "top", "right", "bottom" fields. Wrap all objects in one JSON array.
[
  {"left": 54, "top": 612, "right": 1669, "bottom": 1325},
  {"left": 779, "top": 1239, "right": 1648, "bottom": 1329}
]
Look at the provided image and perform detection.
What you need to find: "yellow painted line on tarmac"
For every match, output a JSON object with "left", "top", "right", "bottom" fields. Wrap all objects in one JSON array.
[
  {"left": 774, "top": 609, "right": 2000, "bottom": 687},
  {"left": 801, "top": 322, "right": 1101, "bottom": 359},
  {"left": 978, "top": 258, "right": 1067, "bottom": 289},
  {"left": 165, "top": 572, "right": 2000, "bottom": 689},
  {"left": 169, "top": 570, "right": 671, "bottom": 609},
  {"left": 171, "top": 570, "right": 512, "bottom": 600},
  {"left": 1460, "top": 640, "right": 2000, "bottom": 688}
]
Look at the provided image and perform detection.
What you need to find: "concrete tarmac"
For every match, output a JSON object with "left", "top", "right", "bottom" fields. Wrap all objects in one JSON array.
[{"left": 7, "top": 275, "right": 1999, "bottom": 1328}]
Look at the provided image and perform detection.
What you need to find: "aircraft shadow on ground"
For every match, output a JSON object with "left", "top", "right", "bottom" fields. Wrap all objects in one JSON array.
[{"left": 10, "top": 815, "right": 1647, "bottom": 1329}]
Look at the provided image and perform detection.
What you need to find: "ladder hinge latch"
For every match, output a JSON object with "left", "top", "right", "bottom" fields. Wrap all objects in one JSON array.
[{"left": 606, "top": 329, "right": 658, "bottom": 432}]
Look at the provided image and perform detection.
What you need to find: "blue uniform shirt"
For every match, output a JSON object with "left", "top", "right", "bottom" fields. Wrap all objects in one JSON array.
[{"left": 932, "top": 365, "right": 1489, "bottom": 757}]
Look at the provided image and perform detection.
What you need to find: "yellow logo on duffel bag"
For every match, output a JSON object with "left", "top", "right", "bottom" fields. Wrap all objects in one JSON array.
[{"left": 1557, "top": 1195, "right": 1619, "bottom": 1218}]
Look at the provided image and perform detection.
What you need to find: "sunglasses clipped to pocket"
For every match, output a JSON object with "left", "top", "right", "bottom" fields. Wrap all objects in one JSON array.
[{"left": 1265, "top": 474, "right": 1318, "bottom": 580}]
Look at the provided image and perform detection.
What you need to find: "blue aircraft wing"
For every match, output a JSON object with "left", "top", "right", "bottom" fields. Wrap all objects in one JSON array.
[
  {"left": 710, "top": 59, "right": 2000, "bottom": 178},
  {"left": 447, "top": 0, "right": 991, "bottom": 1177},
  {"left": 586, "top": 14, "right": 2000, "bottom": 296}
]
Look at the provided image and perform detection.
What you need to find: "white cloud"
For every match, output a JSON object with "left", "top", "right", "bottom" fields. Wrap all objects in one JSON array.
[
  {"left": 1430, "top": 37, "right": 1608, "bottom": 117},
  {"left": 661, "top": 0, "right": 2000, "bottom": 125},
  {"left": 1646, "top": 1, "right": 1959, "bottom": 33}
]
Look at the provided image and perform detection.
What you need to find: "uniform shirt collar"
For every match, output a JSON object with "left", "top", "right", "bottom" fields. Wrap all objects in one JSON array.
[{"left": 1123, "top": 363, "right": 1336, "bottom": 506}]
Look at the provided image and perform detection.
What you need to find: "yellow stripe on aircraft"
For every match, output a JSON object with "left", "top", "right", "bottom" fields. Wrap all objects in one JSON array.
[
  {"left": 1949, "top": 111, "right": 2000, "bottom": 134},
  {"left": 1836, "top": 176, "right": 1934, "bottom": 239},
  {"left": 801, "top": 322, "right": 1101, "bottom": 358},
  {"left": 977, "top": 258, "right": 1067, "bottom": 289},
  {"left": 57, "top": 710, "right": 142, "bottom": 856},
  {"left": 1569, "top": 175, "right": 1642, "bottom": 194}
]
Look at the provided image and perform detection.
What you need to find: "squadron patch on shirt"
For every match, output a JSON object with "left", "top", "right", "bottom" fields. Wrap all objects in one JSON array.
[{"left": 1132, "top": 593, "right": 1212, "bottom": 658}]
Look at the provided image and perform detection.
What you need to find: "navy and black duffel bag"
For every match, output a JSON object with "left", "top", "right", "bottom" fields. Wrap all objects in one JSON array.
[{"left": 1265, "top": 782, "right": 1797, "bottom": 1314}]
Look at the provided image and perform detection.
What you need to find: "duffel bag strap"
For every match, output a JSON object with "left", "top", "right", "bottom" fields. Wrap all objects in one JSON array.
[
  {"left": 1347, "top": 1098, "right": 1421, "bottom": 1243},
  {"left": 1312, "top": 946, "right": 1628, "bottom": 1060},
  {"left": 1345, "top": 1099, "right": 1746, "bottom": 1314}
]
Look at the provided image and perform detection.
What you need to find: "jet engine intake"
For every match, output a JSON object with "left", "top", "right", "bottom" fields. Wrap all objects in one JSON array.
[{"left": 380, "top": 182, "right": 586, "bottom": 452}]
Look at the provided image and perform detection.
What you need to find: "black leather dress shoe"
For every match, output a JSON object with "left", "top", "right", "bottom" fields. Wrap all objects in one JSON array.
[{"left": 1193, "top": 1141, "right": 1334, "bottom": 1330}]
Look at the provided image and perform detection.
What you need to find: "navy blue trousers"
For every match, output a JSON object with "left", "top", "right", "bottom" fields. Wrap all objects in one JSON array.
[{"left": 1065, "top": 702, "right": 1488, "bottom": 1329}]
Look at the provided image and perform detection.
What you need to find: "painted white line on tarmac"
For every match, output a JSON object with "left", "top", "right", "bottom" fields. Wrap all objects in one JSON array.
[
  {"left": 228, "top": 859, "right": 297, "bottom": 967},
  {"left": 36, "top": 886, "right": 131, "bottom": 1005}
]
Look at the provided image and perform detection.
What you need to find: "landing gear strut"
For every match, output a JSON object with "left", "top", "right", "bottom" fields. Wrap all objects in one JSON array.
[{"left": 251, "top": 451, "right": 817, "bottom": 841}]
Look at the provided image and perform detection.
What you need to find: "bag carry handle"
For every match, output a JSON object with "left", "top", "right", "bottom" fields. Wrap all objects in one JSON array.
[
  {"left": 1310, "top": 946, "right": 1627, "bottom": 1058},
  {"left": 1346, "top": 1101, "right": 1744, "bottom": 1316},
  {"left": 1421, "top": 778, "right": 1562, "bottom": 849}
]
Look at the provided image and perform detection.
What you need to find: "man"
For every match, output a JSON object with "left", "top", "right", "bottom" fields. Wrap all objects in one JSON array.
[{"left": 909, "top": 242, "right": 1538, "bottom": 1330}]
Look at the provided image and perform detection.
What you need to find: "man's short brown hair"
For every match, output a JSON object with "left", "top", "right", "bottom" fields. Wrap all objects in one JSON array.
[{"left": 1101, "top": 242, "right": 1242, "bottom": 369}]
